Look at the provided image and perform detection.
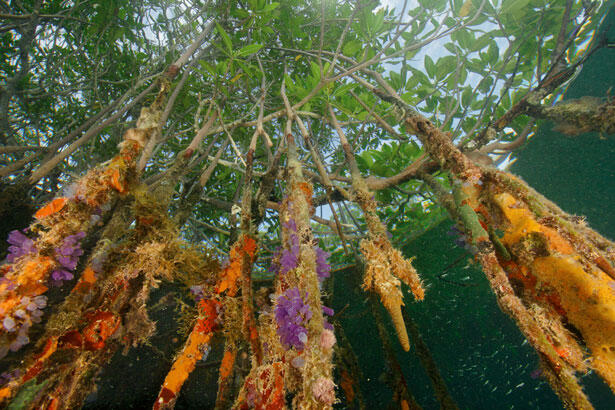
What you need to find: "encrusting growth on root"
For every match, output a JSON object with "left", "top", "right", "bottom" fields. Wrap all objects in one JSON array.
[
  {"left": 0, "top": 76, "right": 228, "bottom": 409},
  {"left": 154, "top": 234, "right": 257, "bottom": 409},
  {"left": 487, "top": 177, "right": 615, "bottom": 393},
  {"left": 360, "top": 236, "right": 418, "bottom": 352},
  {"left": 372, "top": 87, "right": 603, "bottom": 408},
  {"left": 234, "top": 118, "right": 336, "bottom": 408},
  {"left": 328, "top": 105, "right": 424, "bottom": 352}
]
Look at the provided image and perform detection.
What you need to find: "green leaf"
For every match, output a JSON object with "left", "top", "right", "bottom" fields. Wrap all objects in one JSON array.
[
  {"left": 453, "top": 28, "right": 474, "bottom": 49},
  {"left": 458, "top": 67, "right": 468, "bottom": 84},
  {"left": 501, "top": 91, "right": 512, "bottom": 110},
  {"left": 236, "top": 44, "right": 263, "bottom": 57},
  {"left": 501, "top": 0, "right": 530, "bottom": 20},
  {"left": 420, "top": 0, "right": 444, "bottom": 11},
  {"left": 216, "top": 23, "right": 232, "bottom": 52},
  {"left": 478, "top": 76, "right": 494, "bottom": 93},
  {"left": 466, "top": 58, "right": 485, "bottom": 74},
  {"left": 444, "top": 43, "right": 458, "bottom": 53},
  {"left": 512, "top": 87, "right": 528, "bottom": 106},
  {"left": 236, "top": 60, "right": 255, "bottom": 77},
  {"left": 486, "top": 42, "right": 499, "bottom": 65},
  {"left": 470, "top": 34, "right": 491, "bottom": 52},
  {"left": 401, "top": 32, "right": 414, "bottom": 42},
  {"left": 401, "top": 140, "right": 421, "bottom": 159},
  {"left": 372, "top": 161, "right": 390, "bottom": 177},
  {"left": 401, "top": 92, "right": 417, "bottom": 105},
  {"left": 260, "top": 2, "right": 279, "bottom": 13},
  {"left": 436, "top": 55, "right": 457, "bottom": 80},
  {"left": 358, "top": 151, "right": 374, "bottom": 170},
  {"left": 217, "top": 60, "right": 228, "bottom": 75},
  {"left": 444, "top": 16, "right": 457, "bottom": 27},
  {"left": 390, "top": 71, "right": 402, "bottom": 89},
  {"left": 200, "top": 61, "right": 217, "bottom": 77},
  {"left": 343, "top": 40, "right": 361, "bottom": 56},
  {"left": 471, "top": 97, "right": 484, "bottom": 110},
  {"left": 232, "top": 8, "right": 250, "bottom": 18},
  {"left": 461, "top": 116, "right": 478, "bottom": 132},
  {"left": 424, "top": 55, "right": 436, "bottom": 78},
  {"left": 308, "top": 61, "right": 322, "bottom": 85},
  {"left": 373, "top": 9, "right": 385, "bottom": 33},
  {"left": 332, "top": 83, "right": 356, "bottom": 97}
]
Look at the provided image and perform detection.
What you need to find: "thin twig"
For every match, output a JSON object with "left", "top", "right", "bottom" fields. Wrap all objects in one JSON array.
[{"left": 215, "top": 103, "right": 247, "bottom": 167}]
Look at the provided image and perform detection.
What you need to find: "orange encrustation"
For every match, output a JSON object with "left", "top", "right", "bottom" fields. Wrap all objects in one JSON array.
[
  {"left": 216, "top": 235, "right": 257, "bottom": 296},
  {"left": 82, "top": 311, "right": 120, "bottom": 351},
  {"left": 494, "top": 192, "right": 615, "bottom": 391},
  {"left": 239, "top": 363, "right": 285, "bottom": 410},
  {"left": 17, "top": 256, "right": 54, "bottom": 287},
  {"left": 154, "top": 233, "right": 257, "bottom": 408},
  {"left": 219, "top": 350, "right": 235, "bottom": 382},
  {"left": 23, "top": 337, "right": 58, "bottom": 382},
  {"left": 109, "top": 169, "right": 126, "bottom": 193},
  {"left": 0, "top": 256, "right": 53, "bottom": 324},
  {"left": 340, "top": 370, "right": 355, "bottom": 403},
  {"left": 34, "top": 197, "right": 68, "bottom": 219},
  {"left": 297, "top": 182, "right": 313, "bottom": 208},
  {"left": 154, "top": 299, "right": 219, "bottom": 409},
  {"left": 73, "top": 266, "right": 97, "bottom": 294}
]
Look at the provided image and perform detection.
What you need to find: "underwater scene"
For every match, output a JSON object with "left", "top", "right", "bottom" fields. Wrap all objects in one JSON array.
[{"left": 0, "top": 0, "right": 615, "bottom": 409}]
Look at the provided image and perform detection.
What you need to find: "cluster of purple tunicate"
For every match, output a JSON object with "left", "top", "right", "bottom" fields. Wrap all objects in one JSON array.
[
  {"left": 322, "top": 305, "right": 334, "bottom": 330},
  {"left": 6, "top": 230, "right": 36, "bottom": 263},
  {"left": 189, "top": 285, "right": 206, "bottom": 302},
  {"left": 274, "top": 287, "right": 312, "bottom": 350},
  {"left": 280, "top": 235, "right": 300, "bottom": 274},
  {"left": 270, "top": 216, "right": 332, "bottom": 282},
  {"left": 0, "top": 295, "right": 47, "bottom": 358},
  {"left": 0, "top": 369, "right": 20, "bottom": 387},
  {"left": 269, "top": 248, "right": 281, "bottom": 275},
  {"left": 51, "top": 231, "right": 85, "bottom": 283},
  {"left": 315, "top": 247, "right": 330, "bottom": 281}
]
